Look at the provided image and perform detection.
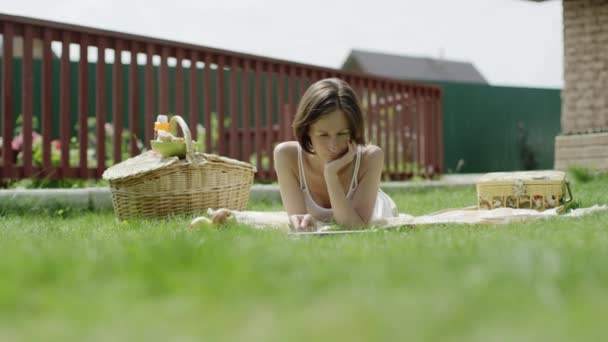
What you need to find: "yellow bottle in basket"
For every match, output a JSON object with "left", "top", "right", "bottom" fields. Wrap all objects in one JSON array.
[{"left": 154, "top": 114, "right": 170, "bottom": 141}]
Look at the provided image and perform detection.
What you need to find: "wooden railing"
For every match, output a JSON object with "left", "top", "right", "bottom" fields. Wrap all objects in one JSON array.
[{"left": 0, "top": 13, "right": 443, "bottom": 182}]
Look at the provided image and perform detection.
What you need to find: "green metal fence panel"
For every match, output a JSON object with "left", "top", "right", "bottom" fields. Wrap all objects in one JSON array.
[{"left": 436, "top": 81, "right": 561, "bottom": 173}]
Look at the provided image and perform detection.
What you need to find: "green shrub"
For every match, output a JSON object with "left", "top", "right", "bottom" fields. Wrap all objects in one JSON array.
[{"left": 569, "top": 165, "right": 595, "bottom": 183}]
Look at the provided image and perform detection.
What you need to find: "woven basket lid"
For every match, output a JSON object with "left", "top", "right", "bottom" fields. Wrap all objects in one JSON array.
[
  {"left": 102, "top": 151, "right": 256, "bottom": 181},
  {"left": 102, "top": 151, "right": 182, "bottom": 181},
  {"left": 478, "top": 170, "right": 565, "bottom": 182},
  {"left": 200, "top": 153, "right": 257, "bottom": 171}
]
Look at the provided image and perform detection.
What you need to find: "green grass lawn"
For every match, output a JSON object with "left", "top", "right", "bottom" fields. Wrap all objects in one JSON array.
[{"left": 1, "top": 174, "right": 608, "bottom": 341}]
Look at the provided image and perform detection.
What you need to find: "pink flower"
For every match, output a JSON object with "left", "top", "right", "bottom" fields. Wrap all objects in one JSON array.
[
  {"left": 11, "top": 134, "right": 23, "bottom": 150},
  {"left": 51, "top": 140, "right": 61, "bottom": 151},
  {"left": 11, "top": 132, "right": 42, "bottom": 150}
]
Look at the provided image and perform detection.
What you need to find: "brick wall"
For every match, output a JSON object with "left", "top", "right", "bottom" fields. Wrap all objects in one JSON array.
[
  {"left": 562, "top": 0, "right": 608, "bottom": 133},
  {"left": 555, "top": 0, "right": 608, "bottom": 170},
  {"left": 555, "top": 132, "right": 608, "bottom": 169}
]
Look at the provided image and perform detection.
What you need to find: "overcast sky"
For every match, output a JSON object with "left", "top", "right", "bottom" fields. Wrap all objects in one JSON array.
[{"left": 3, "top": 0, "right": 563, "bottom": 88}]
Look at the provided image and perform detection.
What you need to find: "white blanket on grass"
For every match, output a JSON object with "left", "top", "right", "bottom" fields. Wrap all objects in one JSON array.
[{"left": 217, "top": 205, "right": 608, "bottom": 232}]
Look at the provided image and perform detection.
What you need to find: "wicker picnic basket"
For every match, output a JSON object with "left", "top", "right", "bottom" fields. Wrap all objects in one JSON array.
[
  {"left": 476, "top": 170, "right": 573, "bottom": 211},
  {"left": 102, "top": 115, "right": 256, "bottom": 220}
]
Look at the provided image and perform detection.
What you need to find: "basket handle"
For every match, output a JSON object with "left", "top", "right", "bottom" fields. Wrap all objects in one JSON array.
[
  {"left": 169, "top": 115, "right": 195, "bottom": 162},
  {"left": 562, "top": 181, "right": 573, "bottom": 204}
]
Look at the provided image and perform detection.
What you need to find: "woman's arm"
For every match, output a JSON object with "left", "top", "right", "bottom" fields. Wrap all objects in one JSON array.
[
  {"left": 325, "top": 144, "right": 384, "bottom": 226},
  {"left": 273, "top": 142, "right": 315, "bottom": 230},
  {"left": 349, "top": 145, "right": 384, "bottom": 223}
]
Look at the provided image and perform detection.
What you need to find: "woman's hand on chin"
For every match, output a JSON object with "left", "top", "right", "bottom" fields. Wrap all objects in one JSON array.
[{"left": 324, "top": 142, "right": 356, "bottom": 177}]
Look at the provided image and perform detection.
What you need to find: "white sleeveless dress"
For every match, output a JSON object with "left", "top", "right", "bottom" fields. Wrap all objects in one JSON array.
[{"left": 297, "top": 145, "right": 398, "bottom": 223}]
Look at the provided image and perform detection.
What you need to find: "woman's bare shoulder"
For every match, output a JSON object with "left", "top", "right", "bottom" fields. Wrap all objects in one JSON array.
[
  {"left": 358, "top": 144, "right": 384, "bottom": 176},
  {"left": 360, "top": 144, "right": 384, "bottom": 163},
  {"left": 273, "top": 141, "right": 300, "bottom": 165}
]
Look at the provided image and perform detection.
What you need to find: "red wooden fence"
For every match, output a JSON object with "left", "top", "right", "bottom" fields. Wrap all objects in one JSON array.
[{"left": 0, "top": 13, "right": 443, "bottom": 182}]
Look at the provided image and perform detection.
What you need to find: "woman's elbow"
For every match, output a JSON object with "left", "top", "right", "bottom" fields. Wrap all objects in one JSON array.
[{"left": 334, "top": 215, "right": 367, "bottom": 229}]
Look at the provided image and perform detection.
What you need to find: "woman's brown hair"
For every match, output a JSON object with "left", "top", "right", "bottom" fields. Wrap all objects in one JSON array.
[{"left": 292, "top": 78, "right": 366, "bottom": 154}]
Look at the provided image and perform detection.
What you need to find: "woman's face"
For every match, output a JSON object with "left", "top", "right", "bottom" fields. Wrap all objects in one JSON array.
[{"left": 308, "top": 110, "right": 351, "bottom": 162}]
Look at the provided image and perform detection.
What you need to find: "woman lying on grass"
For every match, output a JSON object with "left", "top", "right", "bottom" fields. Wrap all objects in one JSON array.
[{"left": 273, "top": 78, "right": 397, "bottom": 231}]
